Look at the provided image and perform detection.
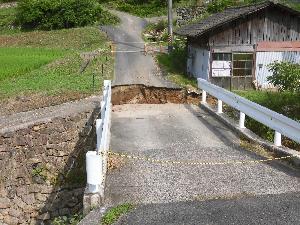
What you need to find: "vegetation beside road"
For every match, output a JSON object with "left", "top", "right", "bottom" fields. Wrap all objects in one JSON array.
[
  {"left": 16, "top": 0, "right": 119, "bottom": 30},
  {"left": 143, "top": 19, "right": 196, "bottom": 89},
  {"left": 102, "top": 203, "right": 134, "bottom": 225},
  {"left": 230, "top": 90, "right": 300, "bottom": 151},
  {"left": 156, "top": 39, "right": 197, "bottom": 89},
  {"left": 0, "top": 7, "right": 18, "bottom": 34},
  {"left": 0, "top": 1, "right": 116, "bottom": 114},
  {"left": 0, "top": 26, "right": 114, "bottom": 100},
  {"left": 100, "top": 0, "right": 300, "bottom": 18}
]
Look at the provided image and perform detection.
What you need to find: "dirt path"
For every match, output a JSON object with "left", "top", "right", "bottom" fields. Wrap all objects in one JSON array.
[{"left": 101, "top": 10, "right": 177, "bottom": 88}]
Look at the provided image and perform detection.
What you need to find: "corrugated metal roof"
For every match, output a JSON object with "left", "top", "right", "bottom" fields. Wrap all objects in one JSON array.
[
  {"left": 175, "top": 1, "right": 300, "bottom": 38},
  {"left": 257, "top": 41, "right": 300, "bottom": 51}
]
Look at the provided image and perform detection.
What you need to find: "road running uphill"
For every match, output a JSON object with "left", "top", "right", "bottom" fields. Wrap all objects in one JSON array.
[{"left": 101, "top": 10, "right": 176, "bottom": 88}]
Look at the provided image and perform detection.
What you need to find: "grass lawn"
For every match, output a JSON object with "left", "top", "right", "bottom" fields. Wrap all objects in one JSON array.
[
  {"left": 0, "top": 26, "right": 114, "bottom": 100},
  {"left": 0, "top": 47, "right": 66, "bottom": 81},
  {"left": 233, "top": 90, "right": 300, "bottom": 151},
  {"left": 0, "top": 5, "right": 115, "bottom": 114}
]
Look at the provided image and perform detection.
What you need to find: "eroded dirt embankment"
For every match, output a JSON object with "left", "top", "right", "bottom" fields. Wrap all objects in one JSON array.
[{"left": 112, "top": 84, "right": 200, "bottom": 105}]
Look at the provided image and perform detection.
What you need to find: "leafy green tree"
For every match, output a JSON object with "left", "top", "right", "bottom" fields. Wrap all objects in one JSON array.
[{"left": 268, "top": 61, "right": 300, "bottom": 92}]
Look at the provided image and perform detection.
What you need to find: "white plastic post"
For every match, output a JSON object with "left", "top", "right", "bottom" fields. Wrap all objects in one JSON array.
[
  {"left": 274, "top": 131, "right": 282, "bottom": 146},
  {"left": 239, "top": 112, "right": 246, "bottom": 129},
  {"left": 86, "top": 151, "right": 102, "bottom": 193},
  {"left": 217, "top": 100, "right": 223, "bottom": 114},
  {"left": 202, "top": 90, "right": 207, "bottom": 103}
]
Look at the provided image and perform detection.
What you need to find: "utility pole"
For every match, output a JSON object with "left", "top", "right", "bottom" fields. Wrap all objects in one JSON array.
[{"left": 168, "top": 0, "right": 173, "bottom": 53}]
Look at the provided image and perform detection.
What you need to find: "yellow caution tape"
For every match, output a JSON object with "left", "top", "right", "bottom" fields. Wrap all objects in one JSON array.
[{"left": 108, "top": 151, "right": 294, "bottom": 166}]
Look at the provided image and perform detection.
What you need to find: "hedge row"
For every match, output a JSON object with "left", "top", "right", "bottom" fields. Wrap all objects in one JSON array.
[{"left": 16, "top": 0, "right": 117, "bottom": 30}]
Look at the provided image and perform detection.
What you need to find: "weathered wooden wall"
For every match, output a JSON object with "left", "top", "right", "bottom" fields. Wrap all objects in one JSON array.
[{"left": 193, "top": 6, "right": 300, "bottom": 49}]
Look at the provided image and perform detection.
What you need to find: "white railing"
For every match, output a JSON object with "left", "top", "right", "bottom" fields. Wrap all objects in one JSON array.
[
  {"left": 86, "top": 80, "right": 112, "bottom": 194},
  {"left": 198, "top": 78, "right": 300, "bottom": 147}
]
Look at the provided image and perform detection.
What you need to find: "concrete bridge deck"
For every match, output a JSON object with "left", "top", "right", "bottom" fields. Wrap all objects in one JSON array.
[{"left": 104, "top": 104, "right": 300, "bottom": 207}]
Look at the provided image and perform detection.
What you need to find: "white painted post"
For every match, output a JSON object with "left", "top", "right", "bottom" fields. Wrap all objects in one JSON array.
[
  {"left": 101, "top": 101, "right": 106, "bottom": 120},
  {"left": 217, "top": 100, "right": 223, "bottom": 114},
  {"left": 239, "top": 112, "right": 246, "bottom": 129},
  {"left": 96, "top": 119, "right": 103, "bottom": 153},
  {"left": 202, "top": 90, "right": 207, "bottom": 103},
  {"left": 86, "top": 151, "right": 102, "bottom": 193},
  {"left": 274, "top": 131, "right": 282, "bottom": 146}
]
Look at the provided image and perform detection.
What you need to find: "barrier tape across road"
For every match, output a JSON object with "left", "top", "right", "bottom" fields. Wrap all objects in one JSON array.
[{"left": 108, "top": 151, "right": 294, "bottom": 166}]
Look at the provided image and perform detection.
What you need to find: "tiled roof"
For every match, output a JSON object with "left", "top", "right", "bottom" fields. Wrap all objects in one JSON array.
[{"left": 175, "top": 1, "right": 300, "bottom": 37}]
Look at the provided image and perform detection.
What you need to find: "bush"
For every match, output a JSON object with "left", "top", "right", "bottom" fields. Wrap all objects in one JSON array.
[
  {"left": 268, "top": 61, "right": 300, "bottom": 92},
  {"left": 16, "top": 0, "right": 116, "bottom": 30}
]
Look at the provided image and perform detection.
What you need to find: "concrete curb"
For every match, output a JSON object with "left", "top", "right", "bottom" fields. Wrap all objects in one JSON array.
[
  {"left": 78, "top": 206, "right": 108, "bottom": 225},
  {"left": 200, "top": 103, "right": 300, "bottom": 167}
]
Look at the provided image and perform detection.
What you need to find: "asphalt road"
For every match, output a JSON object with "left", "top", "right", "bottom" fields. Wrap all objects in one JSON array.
[
  {"left": 101, "top": 11, "right": 176, "bottom": 87},
  {"left": 105, "top": 104, "right": 300, "bottom": 216},
  {"left": 116, "top": 192, "right": 300, "bottom": 225}
]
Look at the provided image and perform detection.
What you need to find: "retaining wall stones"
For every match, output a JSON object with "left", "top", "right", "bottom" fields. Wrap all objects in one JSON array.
[
  {"left": 176, "top": 7, "right": 206, "bottom": 26},
  {"left": 0, "top": 107, "right": 99, "bottom": 224}
]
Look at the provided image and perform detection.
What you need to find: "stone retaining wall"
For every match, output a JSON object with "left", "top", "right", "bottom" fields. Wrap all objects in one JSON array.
[
  {"left": 176, "top": 7, "right": 206, "bottom": 26},
  {"left": 0, "top": 108, "right": 99, "bottom": 224}
]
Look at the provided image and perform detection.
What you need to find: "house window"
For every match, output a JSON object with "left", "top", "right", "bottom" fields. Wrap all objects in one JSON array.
[
  {"left": 232, "top": 53, "right": 253, "bottom": 77},
  {"left": 212, "top": 53, "right": 232, "bottom": 61}
]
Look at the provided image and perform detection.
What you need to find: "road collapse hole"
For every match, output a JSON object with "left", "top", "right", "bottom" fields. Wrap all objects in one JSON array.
[{"left": 112, "top": 84, "right": 200, "bottom": 105}]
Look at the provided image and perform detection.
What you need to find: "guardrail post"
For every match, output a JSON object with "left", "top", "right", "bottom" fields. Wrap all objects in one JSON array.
[
  {"left": 274, "top": 131, "right": 282, "bottom": 146},
  {"left": 239, "top": 112, "right": 246, "bottom": 129},
  {"left": 201, "top": 90, "right": 207, "bottom": 103},
  {"left": 217, "top": 100, "right": 223, "bottom": 114},
  {"left": 96, "top": 119, "right": 103, "bottom": 153},
  {"left": 86, "top": 151, "right": 102, "bottom": 193}
]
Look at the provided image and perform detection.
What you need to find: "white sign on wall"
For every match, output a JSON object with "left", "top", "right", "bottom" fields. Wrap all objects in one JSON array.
[{"left": 212, "top": 61, "right": 231, "bottom": 77}]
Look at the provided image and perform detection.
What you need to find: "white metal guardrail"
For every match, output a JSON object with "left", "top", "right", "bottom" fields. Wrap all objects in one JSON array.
[
  {"left": 198, "top": 78, "right": 300, "bottom": 146},
  {"left": 86, "top": 80, "right": 112, "bottom": 193}
]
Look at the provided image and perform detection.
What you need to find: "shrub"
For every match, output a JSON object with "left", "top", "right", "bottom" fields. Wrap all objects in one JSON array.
[
  {"left": 15, "top": 0, "right": 116, "bottom": 30},
  {"left": 157, "top": 39, "right": 187, "bottom": 74},
  {"left": 268, "top": 61, "right": 300, "bottom": 92}
]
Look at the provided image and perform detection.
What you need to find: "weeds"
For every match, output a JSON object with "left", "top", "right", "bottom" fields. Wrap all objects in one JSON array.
[
  {"left": 232, "top": 90, "right": 300, "bottom": 151},
  {"left": 52, "top": 214, "right": 83, "bottom": 225},
  {"left": 101, "top": 203, "right": 134, "bottom": 225}
]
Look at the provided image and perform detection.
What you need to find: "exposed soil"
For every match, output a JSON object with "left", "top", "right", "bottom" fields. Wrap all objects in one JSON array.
[
  {"left": 0, "top": 92, "right": 93, "bottom": 117},
  {"left": 112, "top": 84, "right": 200, "bottom": 105}
]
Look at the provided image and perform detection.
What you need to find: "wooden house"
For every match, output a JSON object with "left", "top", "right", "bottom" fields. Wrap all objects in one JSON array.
[{"left": 175, "top": 1, "right": 300, "bottom": 90}]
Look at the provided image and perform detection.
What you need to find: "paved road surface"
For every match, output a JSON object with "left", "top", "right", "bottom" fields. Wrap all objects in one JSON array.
[
  {"left": 116, "top": 192, "right": 300, "bottom": 225},
  {"left": 101, "top": 11, "right": 176, "bottom": 87},
  {"left": 105, "top": 104, "right": 300, "bottom": 206}
]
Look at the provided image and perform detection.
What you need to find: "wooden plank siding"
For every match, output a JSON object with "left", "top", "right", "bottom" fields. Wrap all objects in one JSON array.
[{"left": 192, "top": 7, "right": 300, "bottom": 49}]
